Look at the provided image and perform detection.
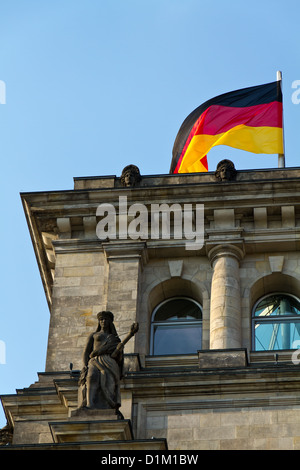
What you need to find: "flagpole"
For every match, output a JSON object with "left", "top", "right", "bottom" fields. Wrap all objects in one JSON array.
[{"left": 277, "top": 70, "right": 285, "bottom": 168}]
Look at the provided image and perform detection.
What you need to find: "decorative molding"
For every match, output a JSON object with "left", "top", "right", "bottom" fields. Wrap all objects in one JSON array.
[
  {"left": 56, "top": 217, "right": 71, "bottom": 238},
  {"left": 145, "top": 395, "right": 300, "bottom": 412},
  {"left": 52, "top": 238, "right": 103, "bottom": 254}
]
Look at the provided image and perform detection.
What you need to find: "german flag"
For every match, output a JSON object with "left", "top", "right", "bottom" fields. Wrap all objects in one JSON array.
[{"left": 170, "top": 81, "right": 283, "bottom": 174}]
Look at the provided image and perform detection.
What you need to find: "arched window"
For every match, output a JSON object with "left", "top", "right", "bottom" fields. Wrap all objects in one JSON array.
[
  {"left": 252, "top": 293, "right": 300, "bottom": 351},
  {"left": 150, "top": 297, "right": 202, "bottom": 355}
]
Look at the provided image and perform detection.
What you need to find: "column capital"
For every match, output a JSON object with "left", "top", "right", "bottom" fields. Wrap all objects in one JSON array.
[
  {"left": 206, "top": 242, "right": 245, "bottom": 267},
  {"left": 102, "top": 240, "right": 148, "bottom": 269}
]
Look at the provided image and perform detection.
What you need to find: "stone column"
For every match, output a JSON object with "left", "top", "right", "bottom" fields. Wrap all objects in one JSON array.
[{"left": 208, "top": 244, "right": 244, "bottom": 349}]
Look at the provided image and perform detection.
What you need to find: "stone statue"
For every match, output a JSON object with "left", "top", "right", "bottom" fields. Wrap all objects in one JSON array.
[
  {"left": 120, "top": 164, "right": 141, "bottom": 187},
  {"left": 77, "top": 311, "right": 138, "bottom": 416},
  {"left": 215, "top": 159, "right": 237, "bottom": 182}
]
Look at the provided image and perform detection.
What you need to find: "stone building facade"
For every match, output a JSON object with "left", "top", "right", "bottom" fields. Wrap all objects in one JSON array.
[{"left": 2, "top": 162, "right": 300, "bottom": 450}]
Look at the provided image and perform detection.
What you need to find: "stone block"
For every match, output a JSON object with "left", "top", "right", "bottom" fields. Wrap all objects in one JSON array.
[
  {"left": 268, "top": 255, "right": 284, "bottom": 273},
  {"left": 123, "top": 353, "right": 141, "bottom": 373},
  {"left": 254, "top": 207, "right": 267, "bottom": 229},
  {"left": 281, "top": 205, "right": 295, "bottom": 228},
  {"left": 198, "top": 348, "right": 249, "bottom": 368},
  {"left": 50, "top": 416, "right": 133, "bottom": 443},
  {"left": 168, "top": 259, "right": 183, "bottom": 277},
  {"left": 83, "top": 216, "right": 97, "bottom": 238},
  {"left": 214, "top": 209, "right": 235, "bottom": 228},
  {"left": 57, "top": 217, "right": 71, "bottom": 237},
  {"left": 63, "top": 266, "right": 96, "bottom": 277}
]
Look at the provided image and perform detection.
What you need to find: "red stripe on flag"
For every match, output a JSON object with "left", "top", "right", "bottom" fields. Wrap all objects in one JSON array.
[{"left": 196, "top": 101, "right": 282, "bottom": 136}]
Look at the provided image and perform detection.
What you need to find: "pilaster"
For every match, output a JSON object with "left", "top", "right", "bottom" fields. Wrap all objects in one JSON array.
[{"left": 102, "top": 241, "right": 148, "bottom": 353}]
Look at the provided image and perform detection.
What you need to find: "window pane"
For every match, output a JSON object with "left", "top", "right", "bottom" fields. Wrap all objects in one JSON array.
[
  {"left": 154, "top": 298, "right": 202, "bottom": 322},
  {"left": 254, "top": 295, "right": 300, "bottom": 317},
  {"left": 153, "top": 324, "right": 202, "bottom": 355},
  {"left": 254, "top": 320, "right": 300, "bottom": 351}
]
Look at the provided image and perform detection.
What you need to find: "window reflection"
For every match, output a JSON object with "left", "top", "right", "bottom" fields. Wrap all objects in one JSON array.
[
  {"left": 252, "top": 294, "right": 300, "bottom": 351},
  {"left": 151, "top": 297, "right": 202, "bottom": 355}
]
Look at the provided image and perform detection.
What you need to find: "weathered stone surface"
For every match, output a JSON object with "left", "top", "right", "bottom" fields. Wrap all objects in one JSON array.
[
  {"left": 198, "top": 349, "right": 248, "bottom": 368},
  {"left": 12, "top": 165, "right": 300, "bottom": 450}
]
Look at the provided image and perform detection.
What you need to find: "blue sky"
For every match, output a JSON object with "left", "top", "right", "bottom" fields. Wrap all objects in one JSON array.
[{"left": 0, "top": 0, "right": 299, "bottom": 427}]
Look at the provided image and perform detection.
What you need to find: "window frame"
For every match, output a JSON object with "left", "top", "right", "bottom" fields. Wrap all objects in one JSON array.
[
  {"left": 150, "top": 296, "right": 202, "bottom": 356},
  {"left": 251, "top": 292, "right": 300, "bottom": 351}
]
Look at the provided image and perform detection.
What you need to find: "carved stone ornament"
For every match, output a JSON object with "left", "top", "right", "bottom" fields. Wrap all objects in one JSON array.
[
  {"left": 120, "top": 164, "right": 142, "bottom": 187},
  {"left": 0, "top": 424, "right": 13, "bottom": 446},
  {"left": 215, "top": 159, "right": 237, "bottom": 182},
  {"left": 77, "top": 311, "right": 138, "bottom": 418}
]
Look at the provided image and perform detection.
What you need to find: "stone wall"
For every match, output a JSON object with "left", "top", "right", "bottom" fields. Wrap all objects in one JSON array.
[
  {"left": 146, "top": 407, "right": 300, "bottom": 450},
  {"left": 46, "top": 251, "right": 107, "bottom": 371}
]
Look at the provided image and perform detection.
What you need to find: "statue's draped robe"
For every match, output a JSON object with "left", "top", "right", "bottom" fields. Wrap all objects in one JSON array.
[{"left": 78, "top": 332, "right": 122, "bottom": 410}]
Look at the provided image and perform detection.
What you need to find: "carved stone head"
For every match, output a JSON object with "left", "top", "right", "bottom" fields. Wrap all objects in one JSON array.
[
  {"left": 97, "top": 311, "right": 114, "bottom": 323},
  {"left": 215, "top": 159, "right": 237, "bottom": 182},
  {"left": 120, "top": 164, "right": 141, "bottom": 187},
  {"left": 96, "top": 311, "right": 117, "bottom": 335}
]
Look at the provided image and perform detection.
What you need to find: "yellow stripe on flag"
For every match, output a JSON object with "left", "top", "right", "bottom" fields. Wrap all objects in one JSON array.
[
  {"left": 178, "top": 125, "right": 284, "bottom": 173},
  {"left": 183, "top": 157, "right": 208, "bottom": 173}
]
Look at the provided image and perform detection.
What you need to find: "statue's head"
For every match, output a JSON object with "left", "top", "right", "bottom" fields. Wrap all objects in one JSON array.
[
  {"left": 120, "top": 164, "right": 141, "bottom": 187},
  {"left": 96, "top": 311, "right": 117, "bottom": 335},
  {"left": 215, "top": 159, "right": 237, "bottom": 182},
  {"left": 97, "top": 311, "right": 114, "bottom": 323}
]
